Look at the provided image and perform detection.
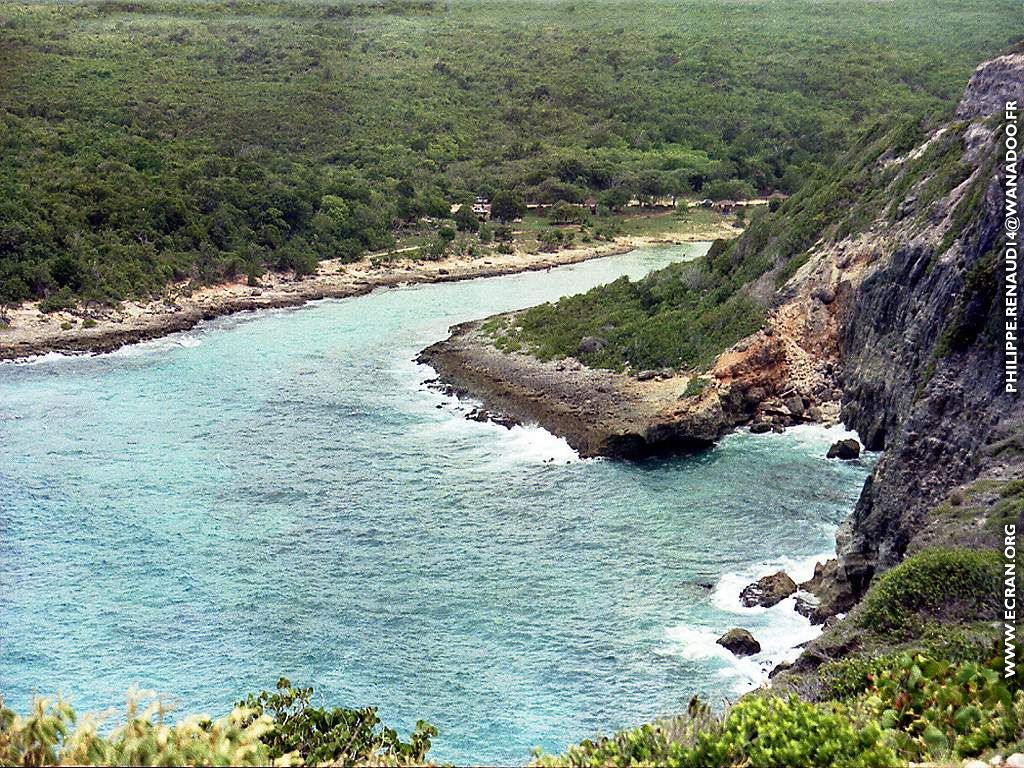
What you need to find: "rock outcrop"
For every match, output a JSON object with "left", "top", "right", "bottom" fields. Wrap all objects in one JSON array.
[
  {"left": 717, "top": 628, "right": 761, "bottom": 656},
  {"left": 831, "top": 51, "right": 1024, "bottom": 589},
  {"left": 826, "top": 439, "right": 861, "bottom": 460},
  {"left": 739, "top": 571, "right": 797, "bottom": 608},
  {"left": 418, "top": 321, "right": 732, "bottom": 459}
]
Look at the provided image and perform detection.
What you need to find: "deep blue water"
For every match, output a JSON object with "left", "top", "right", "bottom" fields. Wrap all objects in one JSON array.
[{"left": 0, "top": 245, "right": 871, "bottom": 764}]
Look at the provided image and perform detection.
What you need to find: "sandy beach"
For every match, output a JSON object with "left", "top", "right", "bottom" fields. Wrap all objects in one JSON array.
[{"left": 0, "top": 229, "right": 735, "bottom": 362}]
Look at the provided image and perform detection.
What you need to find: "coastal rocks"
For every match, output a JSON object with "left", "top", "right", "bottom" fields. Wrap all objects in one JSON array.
[
  {"left": 749, "top": 421, "right": 772, "bottom": 434},
  {"left": 826, "top": 438, "right": 861, "bottom": 460},
  {"left": 784, "top": 395, "right": 806, "bottom": 418},
  {"left": 465, "top": 407, "right": 520, "bottom": 429},
  {"left": 717, "top": 628, "right": 761, "bottom": 656},
  {"left": 794, "top": 559, "right": 857, "bottom": 623},
  {"left": 794, "top": 594, "right": 824, "bottom": 624},
  {"left": 739, "top": 571, "right": 797, "bottom": 607},
  {"left": 635, "top": 367, "right": 675, "bottom": 382},
  {"left": 419, "top": 319, "right": 735, "bottom": 459}
]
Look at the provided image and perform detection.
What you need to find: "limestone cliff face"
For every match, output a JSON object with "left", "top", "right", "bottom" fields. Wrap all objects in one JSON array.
[{"left": 803, "top": 52, "right": 1024, "bottom": 591}]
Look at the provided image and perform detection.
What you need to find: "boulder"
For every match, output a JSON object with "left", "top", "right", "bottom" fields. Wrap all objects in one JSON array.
[
  {"left": 717, "top": 628, "right": 761, "bottom": 656},
  {"left": 826, "top": 438, "right": 861, "bottom": 460},
  {"left": 740, "top": 571, "right": 797, "bottom": 607},
  {"left": 797, "top": 559, "right": 857, "bottom": 622},
  {"left": 578, "top": 336, "right": 606, "bottom": 355},
  {"left": 749, "top": 421, "right": 772, "bottom": 434},
  {"left": 465, "top": 408, "right": 519, "bottom": 429},
  {"left": 784, "top": 395, "right": 805, "bottom": 418},
  {"left": 811, "top": 286, "right": 836, "bottom": 304},
  {"left": 799, "top": 559, "right": 835, "bottom": 594},
  {"left": 636, "top": 369, "right": 658, "bottom": 381},
  {"left": 794, "top": 595, "right": 825, "bottom": 625}
]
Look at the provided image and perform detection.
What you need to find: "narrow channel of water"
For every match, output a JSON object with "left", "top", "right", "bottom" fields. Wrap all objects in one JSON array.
[{"left": 0, "top": 244, "right": 871, "bottom": 764}]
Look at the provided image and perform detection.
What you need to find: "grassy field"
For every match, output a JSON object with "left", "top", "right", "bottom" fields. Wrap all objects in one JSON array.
[{"left": 0, "top": 0, "right": 1019, "bottom": 307}]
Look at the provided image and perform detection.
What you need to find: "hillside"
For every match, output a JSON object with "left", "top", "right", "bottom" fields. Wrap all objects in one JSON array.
[
  {"left": 421, "top": 48, "right": 1024, "bottom": 762},
  {"left": 0, "top": 0, "right": 1018, "bottom": 309}
]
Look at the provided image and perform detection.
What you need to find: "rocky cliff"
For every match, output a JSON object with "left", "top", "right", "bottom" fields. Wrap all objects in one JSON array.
[
  {"left": 829, "top": 52, "right": 1023, "bottom": 592},
  {"left": 422, "top": 50, "right": 1023, "bottom": 605}
]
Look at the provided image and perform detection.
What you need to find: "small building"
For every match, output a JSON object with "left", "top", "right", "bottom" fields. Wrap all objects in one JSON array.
[
  {"left": 471, "top": 196, "right": 491, "bottom": 220},
  {"left": 712, "top": 199, "right": 736, "bottom": 213}
]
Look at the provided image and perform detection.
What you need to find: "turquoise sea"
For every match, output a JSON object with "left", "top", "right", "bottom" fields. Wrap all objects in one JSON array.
[{"left": 0, "top": 244, "right": 871, "bottom": 764}]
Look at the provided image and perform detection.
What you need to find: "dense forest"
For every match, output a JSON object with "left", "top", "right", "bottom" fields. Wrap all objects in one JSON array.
[
  {"left": 0, "top": 0, "right": 1018, "bottom": 306},
  {"left": 483, "top": 112, "right": 948, "bottom": 372}
]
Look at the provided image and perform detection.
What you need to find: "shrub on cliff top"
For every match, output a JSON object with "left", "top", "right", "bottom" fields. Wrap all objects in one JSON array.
[
  {"left": 856, "top": 548, "right": 1002, "bottom": 638},
  {"left": 533, "top": 694, "right": 899, "bottom": 768},
  {"left": 536, "top": 654, "right": 1024, "bottom": 767}
]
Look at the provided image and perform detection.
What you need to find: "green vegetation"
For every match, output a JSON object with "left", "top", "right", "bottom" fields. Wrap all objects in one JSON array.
[
  {"left": 488, "top": 236, "right": 766, "bottom": 372},
  {"left": 682, "top": 377, "right": 709, "bottom": 398},
  {"left": 0, "top": 0, "right": 1017, "bottom": 307},
  {"left": 536, "top": 654, "right": 1024, "bottom": 767},
  {"left": 856, "top": 548, "right": 1002, "bottom": 639},
  {"left": 491, "top": 87, "right": 1005, "bottom": 376},
  {"left": 0, "top": 679, "right": 434, "bottom": 767},
  {"left": 238, "top": 678, "right": 436, "bottom": 765}
]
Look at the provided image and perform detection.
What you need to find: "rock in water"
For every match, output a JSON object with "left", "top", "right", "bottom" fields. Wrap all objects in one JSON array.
[
  {"left": 717, "top": 628, "right": 761, "bottom": 656},
  {"left": 794, "top": 595, "right": 825, "bottom": 625},
  {"left": 749, "top": 421, "right": 771, "bottom": 434},
  {"left": 826, "top": 438, "right": 861, "bottom": 460},
  {"left": 739, "top": 571, "right": 797, "bottom": 607}
]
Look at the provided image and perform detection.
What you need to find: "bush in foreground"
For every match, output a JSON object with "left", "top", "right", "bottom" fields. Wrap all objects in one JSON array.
[
  {"left": 0, "top": 680, "right": 434, "bottom": 767},
  {"left": 534, "top": 653, "right": 1024, "bottom": 767}
]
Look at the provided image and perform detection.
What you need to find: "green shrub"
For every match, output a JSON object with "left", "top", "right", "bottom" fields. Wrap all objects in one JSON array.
[
  {"left": 39, "top": 287, "right": 76, "bottom": 314},
  {"left": 0, "top": 682, "right": 436, "bottom": 767},
  {"left": 682, "top": 377, "right": 709, "bottom": 398},
  {"left": 683, "top": 696, "right": 898, "bottom": 768},
  {"left": 856, "top": 654, "right": 1023, "bottom": 760},
  {"left": 856, "top": 549, "right": 1002, "bottom": 637},
  {"left": 538, "top": 654, "right": 1024, "bottom": 768},
  {"left": 819, "top": 654, "right": 906, "bottom": 701},
  {"left": 535, "top": 696, "right": 898, "bottom": 768},
  {"left": 238, "top": 678, "right": 435, "bottom": 766},
  {"left": 0, "top": 692, "right": 273, "bottom": 767}
]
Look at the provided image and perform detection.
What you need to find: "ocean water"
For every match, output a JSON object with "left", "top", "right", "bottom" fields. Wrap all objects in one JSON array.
[{"left": 0, "top": 244, "right": 872, "bottom": 764}]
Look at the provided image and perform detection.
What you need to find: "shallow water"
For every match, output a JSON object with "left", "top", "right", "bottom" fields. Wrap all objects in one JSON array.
[{"left": 0, "top": 244, "right": 871, "bottom": 764}]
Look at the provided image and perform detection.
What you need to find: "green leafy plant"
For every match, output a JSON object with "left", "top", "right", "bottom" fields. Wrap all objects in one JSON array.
[
  {"left": 855, "top": 549, "right": 1002, "bottom": 638},
  {"left": 238, "top": 678, "right": 436, "bottom": 767}
]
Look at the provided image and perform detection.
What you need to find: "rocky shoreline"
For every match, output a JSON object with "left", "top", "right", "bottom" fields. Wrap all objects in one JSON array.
[
  {"left": 419, "top": 284, "right": 846, "bottom": 460},
  {"left": 0, "top": 235, "right": 712, "bottom": 362},
  {"left": 419, "top": 319, "right": 736, "bottom": 458},
  {"left": 418, "top": 53, "right": 1024, "bottom": 699}
]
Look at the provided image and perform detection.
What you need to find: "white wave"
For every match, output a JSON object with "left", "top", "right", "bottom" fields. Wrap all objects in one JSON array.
[
  {"left": 734, "top": 421, "right": 868, "bottom": 455},
  {"left": 5, "top": 350, "right": 74, "bottom": 367},
  {"left": 488, "top": 422, "right": 583, "bottom": 467},
  {"left": 660, "top": 601, "right": 824, "bottom": 696},
  {"left": 711, "top": 550, "right": 831, "bottom": 614},
  {"left": 408, "top": 358, "right": 586, "bottom": 466},
  {"left": 659, "top": 548, "right": 836, "bottom": 696}
]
